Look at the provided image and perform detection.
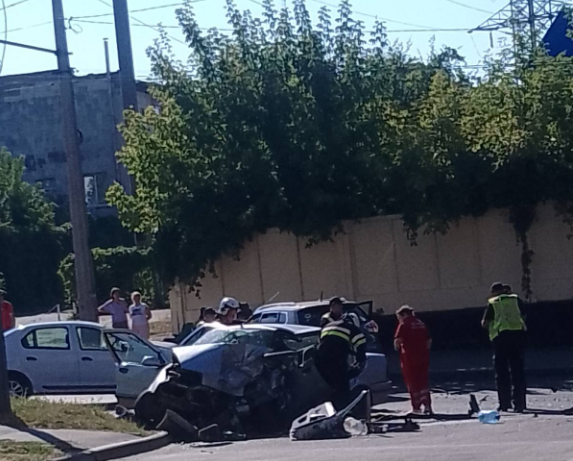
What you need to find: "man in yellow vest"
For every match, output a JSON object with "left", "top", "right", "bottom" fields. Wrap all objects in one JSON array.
[{"left": 482, "top": 282, "right": 527, "bottom": 413}]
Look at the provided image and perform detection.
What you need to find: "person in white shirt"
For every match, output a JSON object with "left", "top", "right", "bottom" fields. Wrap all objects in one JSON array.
[{"left": 129, "top": 291, "right": 152, "bottom": 339}]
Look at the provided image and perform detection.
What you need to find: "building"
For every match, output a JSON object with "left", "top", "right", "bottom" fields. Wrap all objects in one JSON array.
[
  {"left": 169, "top": 204, "right": 573, "bottom": 332},
  {"left": 0, "top": 70, "right": 152, "bottom": 215}
]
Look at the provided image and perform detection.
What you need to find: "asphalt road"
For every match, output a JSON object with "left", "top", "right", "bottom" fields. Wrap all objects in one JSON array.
[
  {"left": 119, "top": 378, "right": 573, "bottom": 461},
  {"left": 120, "top": 415, "right": 573, "bottom": 461}
]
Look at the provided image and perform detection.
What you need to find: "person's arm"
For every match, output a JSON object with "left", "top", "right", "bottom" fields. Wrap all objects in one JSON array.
[
  {"left": 145, "top": 305, "right": 153, "bottom": 321},
  {"left": 481, "top": 304, "right": 493, "bottom": 329},
  {"left": 394, "top": 323, "right": 404, "bottom": 352},
  {"left": 97, "top": 299, "right": 111, "bottom": 314}
]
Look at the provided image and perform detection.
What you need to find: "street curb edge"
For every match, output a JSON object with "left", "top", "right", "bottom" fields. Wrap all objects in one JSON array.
[{"left": 51, "top": 431, "right": 172, "bottom": 461}]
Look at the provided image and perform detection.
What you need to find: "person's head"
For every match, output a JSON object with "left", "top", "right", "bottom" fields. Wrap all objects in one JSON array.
[
  {"left": 131, "top": 291, "right": 142, "bottom": 305},
  {"left": 396, "top": 305, "right": 415, "bottom": 323},
  {"left": 0, "top": 289, "right": 5, "bottom": 302},
  {"left": 217, "top": 297, "right": 240, "bottom": 325},
  {"left": 490, "top": 282, "right": 505, "bottom": 297},
  {"left": 203, "top": 307, "right": 216, "bottom": 323},
  {"left": 503, "top": 284, "right": 512, "bottom": 295},
  {"left": 110, "top": 287, "right": 121, "bottom": 301},
  {"left": 329, "top": 297, "right": 344, "bottom": 318}
]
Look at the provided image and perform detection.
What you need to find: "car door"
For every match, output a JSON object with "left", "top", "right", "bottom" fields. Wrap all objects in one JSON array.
[
  {"left": 103, "top": 331, "right": 170, "bottom": 402},
  {"left": 75, "top": 326, "right": 116, "bottom": 391},
  {"left": 19, "top": 326, "right": 80, "bottom": 392}
]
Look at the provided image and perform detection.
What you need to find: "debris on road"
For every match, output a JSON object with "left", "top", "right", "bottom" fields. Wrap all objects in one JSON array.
[
  {"left": 478, "top": 410, "right": 500, "bottom": 424},
  {"left": 290, "top": 391, "right": 370, "bottom": 441}
]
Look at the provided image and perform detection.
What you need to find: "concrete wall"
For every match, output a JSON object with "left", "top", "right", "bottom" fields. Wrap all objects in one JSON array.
[
  {"left": 0, "top": 71, "right": 149, "bottom": 215},
  {"left": 171, "top": 205, "right": 573, "bottom": 331}
]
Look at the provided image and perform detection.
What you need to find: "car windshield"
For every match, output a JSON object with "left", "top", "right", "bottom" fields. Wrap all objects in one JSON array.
[
  {"left": 193, "top": 328, "right": 300, "bottom": 351},
  {"left": 297, "top": 304, "right": 369, "bottom": 327}
]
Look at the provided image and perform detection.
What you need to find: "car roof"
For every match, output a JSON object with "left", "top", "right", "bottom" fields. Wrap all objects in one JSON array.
[
  {"left": 14, "top": 321, "right": 102, "bottom": 331},
  {"left": 254, "top": 298, "right": 360, "bottom": 313},
  {"left": 190, "top": 322, "right": 319, "bottom": 335}
]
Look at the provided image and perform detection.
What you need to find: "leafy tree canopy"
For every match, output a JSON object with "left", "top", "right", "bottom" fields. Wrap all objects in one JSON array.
[
  {"left": 0, "top": 149, "right": 65, "bottom": 310},
  {"left": 108, "top": 0, "right": 573, "bottom": 296}
]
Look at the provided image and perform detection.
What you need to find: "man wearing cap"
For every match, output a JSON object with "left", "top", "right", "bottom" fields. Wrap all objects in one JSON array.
[
  {"left": 216, "top": 297, "right": 241, "bottom": 326},
  {"left": 0, "top": 290, "right": 15, "bottom": 331},
  {"left": 320, "top": 297, "right": 345, "bottom": 328},
  {"left": 482, "top": 282, "right": 527, "bottom": 412},
  {"left": 394, "top": 305, "right": 432, "bottom": 415}
]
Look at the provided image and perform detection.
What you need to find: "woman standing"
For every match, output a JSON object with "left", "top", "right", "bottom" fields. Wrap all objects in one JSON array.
[
  {"left": 129, "top": 292, "right": 152, "bottom": 339},
  {"left": 98, "top": 288, "right": 129, "bottom": 329},
  {"left": 394, "top": 305, "right": 433, "bottom": 415}
]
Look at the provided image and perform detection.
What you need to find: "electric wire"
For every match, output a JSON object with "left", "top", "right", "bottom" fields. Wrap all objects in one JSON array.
[
  {"left": 95, "top": 0, "right": 187, "bottom": 45},
  {"left": 443, "top": 0, "right": 493, "bottom": 14},
  {"left": 0, "top": 0, "right": 7, "bottom": 75},
  {"left": 0, "top": 0, "right": 33, "bottom": 11},
  {"left": 307, "top": 0, "right": 437, "bottom": 29}
]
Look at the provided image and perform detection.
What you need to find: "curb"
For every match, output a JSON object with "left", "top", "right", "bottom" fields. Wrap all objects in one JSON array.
[{"left": 51, "top": 431, "right": 172, "bottom": 461}]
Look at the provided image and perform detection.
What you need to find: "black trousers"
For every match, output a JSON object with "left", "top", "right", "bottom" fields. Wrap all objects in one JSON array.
[{"left": 493, "top": 330, "right": 526, "bottom": 410}]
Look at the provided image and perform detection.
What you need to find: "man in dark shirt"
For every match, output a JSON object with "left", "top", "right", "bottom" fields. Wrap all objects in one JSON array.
[{"left": 482, "top": 282, "right": 527, "bottom": 412}]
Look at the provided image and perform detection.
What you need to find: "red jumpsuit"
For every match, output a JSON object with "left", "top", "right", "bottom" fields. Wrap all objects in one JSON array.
[{"left": 395, "top": 315, "right": 431, "bottom": 412}]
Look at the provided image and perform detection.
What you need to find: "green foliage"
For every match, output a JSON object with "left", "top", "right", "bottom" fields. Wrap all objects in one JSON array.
[
  {"left": 108, "top": 0, "right": 573, "bottom": 298},
  {"left": 0, "top": 149, "right": 65, "bottom": 311},
  {"left": 59, "top": 246, "right": 165, "bottom": 307}
]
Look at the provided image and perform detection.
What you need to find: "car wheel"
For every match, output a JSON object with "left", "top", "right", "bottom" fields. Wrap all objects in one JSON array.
[{"left": 8, "top": 373, "right": 31, "bottom": 398}]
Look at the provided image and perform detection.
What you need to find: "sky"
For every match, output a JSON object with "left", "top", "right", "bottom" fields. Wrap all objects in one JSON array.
[{"left": 0, "top": 0, "right": 512, "bottom": 79}]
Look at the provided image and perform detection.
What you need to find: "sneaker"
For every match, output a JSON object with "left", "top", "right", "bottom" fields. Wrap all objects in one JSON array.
[
  {"left": 424, "top": 406, "right": 434, "bottom": 415},
  {"left": 497, "top": 406, "right": 510, "bottom": 412}
]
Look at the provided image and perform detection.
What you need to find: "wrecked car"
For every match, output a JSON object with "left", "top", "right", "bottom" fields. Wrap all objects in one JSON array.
[{"left": 103, "top": 324, "right": 390, "bottom": 437}]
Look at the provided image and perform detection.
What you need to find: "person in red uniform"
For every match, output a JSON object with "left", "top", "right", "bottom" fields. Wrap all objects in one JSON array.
[
  {"left": 0, "top": 289, "right": 15, "bottom": 331},
  {"left": 394, "top": 305, "right": 432, "bottom": 415}
]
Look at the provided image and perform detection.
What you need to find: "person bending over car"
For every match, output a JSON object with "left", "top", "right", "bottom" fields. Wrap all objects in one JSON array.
[{"left": 316, "top": 312, "right": 367, "bottom": 409}]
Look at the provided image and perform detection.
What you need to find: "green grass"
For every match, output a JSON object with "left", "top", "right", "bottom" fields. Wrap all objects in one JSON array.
[
  {"left": 0, "top": 441, "right": 61, "bottom": 461},
  {"left": 11, "top": 398, "right": 149, "bottom": 436}
]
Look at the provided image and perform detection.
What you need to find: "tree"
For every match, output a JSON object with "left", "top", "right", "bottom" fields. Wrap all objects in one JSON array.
[
  {"left": 108, "top": 0, "right": 573, "bottom": 298},
  {"left": 0, "top": 148, "right": 65, "bottom": 311}
]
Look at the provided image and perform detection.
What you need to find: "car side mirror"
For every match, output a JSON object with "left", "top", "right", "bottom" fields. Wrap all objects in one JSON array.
[{"left": 141, "top": 355, "right": 162, "bottom": 367}]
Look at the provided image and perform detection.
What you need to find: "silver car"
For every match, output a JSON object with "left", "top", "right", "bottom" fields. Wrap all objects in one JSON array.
[
  {"left": 4, "top": 321, "right": 117, "bottom": 396},
  {"left": 105, "top": 323, "right": 391, "bottom": 408}
]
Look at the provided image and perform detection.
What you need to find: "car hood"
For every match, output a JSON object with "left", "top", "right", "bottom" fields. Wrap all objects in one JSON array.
[{"left": 172, "top": 343, "right": 272, "bottom": 397}]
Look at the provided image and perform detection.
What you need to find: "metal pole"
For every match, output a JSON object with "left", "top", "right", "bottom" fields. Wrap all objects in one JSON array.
[
  {"left": 112, "top": 0, "right": 138, "bottom": 113},
  {"left": 52, "top": 0, "right": 98, "bottom": 322},
  {"left": 0, "top": 326, "right": 11, "bottom": 419},
  {"left": 527, "top": 0, "right": 537, "bottom": 51},
  {"left": 104, "top": 38, "right": 121, "bottom": 184}
]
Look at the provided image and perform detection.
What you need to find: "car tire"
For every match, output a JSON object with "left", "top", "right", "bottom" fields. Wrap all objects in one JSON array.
[{"left": 8, "top": 372, "right": 32, "bottom": 398}]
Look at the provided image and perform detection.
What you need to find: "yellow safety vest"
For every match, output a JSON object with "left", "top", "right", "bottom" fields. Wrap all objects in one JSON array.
[{"left": 488, "top": 294, "right": 525, "bottom": 341}]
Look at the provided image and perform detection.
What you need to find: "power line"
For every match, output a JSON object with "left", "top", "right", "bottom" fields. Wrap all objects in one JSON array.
[
  {"left": 95, "top": 0, "right": 187, "bottom": 45},
  {"left": 307, "top": 0, "right": 437, "bottom": 29},
  {"left": 0, "top": 0, "right": 7, "bottom": 75},
  {"left": 0, "top": 21, "right": 52, "bottom": 35},
  {"left": 71, "top": 17, "right": 472, "bottom": 35},
  {"left": 443, "top": 0, "right": 494, "bottom": 14},
  {"left": 75, "top": 0, "right": 207, "bottom": 20},
  {"left": 0, "top": 0, "right": 33, "bottom": 11}
]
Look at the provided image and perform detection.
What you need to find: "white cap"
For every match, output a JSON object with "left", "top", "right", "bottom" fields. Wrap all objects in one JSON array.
[{"left": 217, "top": 297, "right": 240, "bottom": 315}]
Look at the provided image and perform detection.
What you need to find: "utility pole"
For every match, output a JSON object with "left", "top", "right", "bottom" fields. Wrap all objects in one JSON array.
[
  {"left": 112, "top": 0, "right": 137, "bottom": 196},
  {"left": 52, "top": 0, "right": 98, "bottom": 321},
  {"left": 0, "top": 326, "right": 11, "bottom": 420},
  {"left": 113, "top": 0, "right": 138, "bottom": 113}
]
